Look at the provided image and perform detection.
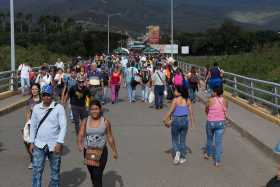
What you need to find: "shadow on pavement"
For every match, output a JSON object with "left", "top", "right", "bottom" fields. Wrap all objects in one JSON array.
[
  {"left": 61, "top": 167, "right": 87, "bottom": 187},
  {"left": 0, "top": 142, "right": 5, "bottom": 152},
  {"left": 103, "top": 170, "right": 124, "bottom": 187}
]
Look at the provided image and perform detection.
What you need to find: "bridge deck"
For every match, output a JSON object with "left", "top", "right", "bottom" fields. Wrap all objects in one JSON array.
[{"left": 0, "top": 88, "right": 278, "bottom": 186}]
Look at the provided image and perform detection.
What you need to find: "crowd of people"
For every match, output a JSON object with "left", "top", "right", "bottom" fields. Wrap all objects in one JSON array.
[{"left": 19, "top": 52, "right": 280, "bottom": 187}]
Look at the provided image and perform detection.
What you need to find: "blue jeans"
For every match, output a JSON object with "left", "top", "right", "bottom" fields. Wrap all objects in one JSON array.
[
  {"left": 206, "top": 121, "right": 225, "bottom": 163},
  {"left": 188, "top": 88, "right": 197, "bottom": 102},
  {"left": 21, "top": 77, "right": 30, "bottom": 94},
  {"left": 127, "top": 82, "right": 136, "bottom": 102},
  {"left": 141, "top": 84, "right": 149, "bottom": 102},
  {"left": 171, "top": 116, "right": 189, "bottom": 158},
  {"left": 154, "top": 85, "right": 164, "bottom": 108},
  {"left": 32, "top": 146, "right": 62, "bottom": 187}
]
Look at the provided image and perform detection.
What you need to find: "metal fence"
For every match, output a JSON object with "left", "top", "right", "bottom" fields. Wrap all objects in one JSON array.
[
  {"left": 178, "top": 61, "right": 280, "bottom": 116},
  {"left": 0, "top": 66, "right": 43, "bottom": 93}
]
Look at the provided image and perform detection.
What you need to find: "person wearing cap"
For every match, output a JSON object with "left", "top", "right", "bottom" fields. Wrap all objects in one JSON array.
[
  {"left": 29, "top": 85, "right": 67, "bottom": 187},
  {"left": 63, "top": 75, "right": 91, "bottom": 135},
  {"left": 87, "top": 63, "right": 103, "bottom": 103}
]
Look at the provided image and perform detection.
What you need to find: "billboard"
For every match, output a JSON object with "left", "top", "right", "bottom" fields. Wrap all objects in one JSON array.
[
  {"left": 181, "top": 46, "right": 190, "bottom": 54},
  {"left": 151, "top": 44, "right": 178, "bottom": 54},
  {"left": 147, "top": 25, "right": 160, "bottom": 44}
]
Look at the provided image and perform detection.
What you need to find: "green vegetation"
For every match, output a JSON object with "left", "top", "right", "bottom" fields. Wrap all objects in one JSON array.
[
  {"left": 0, "top": 45, "right": 71, "bottom": 71},
  {"left": 180, "top": 45, "right": 280, "bottom": 83},
  {"left": 0, "top": 12, "right": 125, "bottom": 71}
]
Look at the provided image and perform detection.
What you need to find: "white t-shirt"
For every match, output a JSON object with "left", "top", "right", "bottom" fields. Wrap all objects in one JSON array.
[
  {"left": 55, "top": 61, "right": 64, "bottom": 70},
  {"left": 18, "top": 64, "right": 30, "bottom": 78},
  {"left": 35, "top": 73, "right": 52, "bottom": 90}
]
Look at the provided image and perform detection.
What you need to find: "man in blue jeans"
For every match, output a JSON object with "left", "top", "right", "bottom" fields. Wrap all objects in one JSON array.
[
  {"left": 152, "top": 65, "right": 165, "bottom": 109},
  {"left": 29, "top": 85, "right": 67, "bottom": 187}
]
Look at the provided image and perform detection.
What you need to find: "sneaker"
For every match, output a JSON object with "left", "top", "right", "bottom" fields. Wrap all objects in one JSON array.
[
  {"left": 28, "top": 163, "right": 33, "bottom": 169},
  {"left": 179, "top": 158, "right": 187, "bottom": 164},
  {"left": 173, "top": 151, "right": 180, "bottom": 165}
]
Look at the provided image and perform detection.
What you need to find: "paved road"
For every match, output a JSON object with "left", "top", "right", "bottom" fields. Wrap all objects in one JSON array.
[{"left": 0, "top": 88, "right": 277, "bottom": 187}]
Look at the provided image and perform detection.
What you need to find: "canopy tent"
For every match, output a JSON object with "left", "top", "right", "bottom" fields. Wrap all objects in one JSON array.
[
  {"left": 142, "top": 47, "right": 160, "bottom": 54},
  {"left": 113, "top": 47, "right": 129, "bottom": 54}
]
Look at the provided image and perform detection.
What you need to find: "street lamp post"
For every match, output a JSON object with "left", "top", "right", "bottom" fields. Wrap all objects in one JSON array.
[
  {"left": 107, "top": 13, "right": 121, "bottom": 55},
  {"left": 171, "top": 0, "right": 174, "bottom": 58},
  {"left": 10, "top": 0, "right": 16, "bottom": 91}
]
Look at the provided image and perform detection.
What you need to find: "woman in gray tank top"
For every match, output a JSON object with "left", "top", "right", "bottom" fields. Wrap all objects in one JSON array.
[{"left": 77, "top": 100, "right": 118, "bottom": 187}]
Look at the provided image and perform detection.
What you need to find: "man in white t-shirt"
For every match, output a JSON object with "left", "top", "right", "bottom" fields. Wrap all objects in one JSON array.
[
  {"left": 55, "top": 58, "right": 64, "bottom": 70},
  {"left": 18, "top": 63, "right": 31, "bottom": 95}
]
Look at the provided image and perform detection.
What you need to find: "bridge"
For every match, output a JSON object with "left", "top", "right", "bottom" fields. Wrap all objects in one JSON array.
[{"left": 0, "top": 63, "right": 279, "bottom": 186}]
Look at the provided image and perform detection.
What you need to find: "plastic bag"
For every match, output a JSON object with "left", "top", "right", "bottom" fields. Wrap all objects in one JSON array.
[
  {"left": 148, "top": 90, "right": 155, "bottom": 104},
  {"left": 23, "top": 120, "right": 31, "bottom": 142}
]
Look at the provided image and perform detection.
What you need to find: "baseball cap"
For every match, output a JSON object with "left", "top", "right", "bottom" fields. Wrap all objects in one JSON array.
[{"left": 41, "top": 85, "right": 53, "bottom": 95}]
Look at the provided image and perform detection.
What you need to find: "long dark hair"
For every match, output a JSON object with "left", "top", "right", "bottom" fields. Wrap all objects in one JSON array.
[
  {"left": 175, "top": 86, "right": 189, "bottom": 101},
  {"left": 30, "top": 83, "right": 41, "bottom": 99}
]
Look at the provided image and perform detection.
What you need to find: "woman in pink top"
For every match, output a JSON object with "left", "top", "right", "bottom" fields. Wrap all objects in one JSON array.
[{"left": 204, "top": 86, "right": 228, "bottom": 167}]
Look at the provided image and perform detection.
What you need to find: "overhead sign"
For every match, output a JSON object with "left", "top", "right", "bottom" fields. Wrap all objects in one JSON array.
[
  {"left": 150, "top": 44, "right": 178, "bottom": 54},
  {"left": 181, "top": 46, "right": 190, "bottom": 54}
]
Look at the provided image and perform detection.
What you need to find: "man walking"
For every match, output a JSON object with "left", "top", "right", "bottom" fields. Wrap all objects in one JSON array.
[
  {"left": 152, "top": 65, "right": 166, "bottom": 109},
  {"left": 18, "top": 63, "right": 31, "bottom": 95},
  {"left": 125, "top": 62, "right": 139, "bottom": 103},
  {"left": 29, "top": 85, "right": 67, "bottom": 187}
]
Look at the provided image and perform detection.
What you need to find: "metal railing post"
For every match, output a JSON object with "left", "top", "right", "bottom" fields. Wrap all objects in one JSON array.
[
  {"left": 249, "top": 80, "right": 254, "bottom": 104},
  {"left": 272, "top": 86, "right": 279, "bottom": 115},
  {"left": 232, "top": 76, "right": 237, "bottom": 97},
  {"left": 10, "top": 71, "right": 17, "bottom": 91}
]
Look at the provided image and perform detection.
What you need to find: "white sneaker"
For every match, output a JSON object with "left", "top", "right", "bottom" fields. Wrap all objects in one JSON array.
[
  {"left": 179, "top": 158, "right": 187, "bottom": 164},
  {"left": 28, "top": 163, "right": 33, "bottom": 169},
  {"left": 173, "top": 151, "right": 180, "bottom": 165}
]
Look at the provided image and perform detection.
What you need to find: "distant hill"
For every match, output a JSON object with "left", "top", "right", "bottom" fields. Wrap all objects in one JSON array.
[{"left": 0, "top": 0, "right": 279, "bottom": 33}]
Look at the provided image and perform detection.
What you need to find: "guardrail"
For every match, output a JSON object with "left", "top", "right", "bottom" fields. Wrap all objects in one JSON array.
[
  {"left": 0, "top": 66, "right": 44, "bottom": 93},
  {"left": 178, "top": 61, "right": 280, "bottom": 116}
]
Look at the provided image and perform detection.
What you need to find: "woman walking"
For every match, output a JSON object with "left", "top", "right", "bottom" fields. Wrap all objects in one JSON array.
[
  {"left": 204, "top": 86, "right": 228, "bottom": 167},
  {"left": 78, "top": 100, "right": 118, "bottom": 187},
  {"left": 23, "top": 83, "right": 41, "bottom": 169},
  {"left": 163, "top": 86, "right": 194, "bottom": 164},
  {"left": 110, "top": 67, "right": 122, "bottom": 104}
]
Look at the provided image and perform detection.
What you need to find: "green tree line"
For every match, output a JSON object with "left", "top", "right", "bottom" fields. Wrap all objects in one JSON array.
[
  {"left": 161, "top": 21, "right": 280, "bottom": 56},
  {"left": 0, "top": 12, "right": 126, "bottom": 70}
]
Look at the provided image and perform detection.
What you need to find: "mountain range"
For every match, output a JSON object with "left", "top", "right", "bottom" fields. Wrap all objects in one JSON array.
[{"left": 0, "top": 0, "right": 280, "bottom": 33}]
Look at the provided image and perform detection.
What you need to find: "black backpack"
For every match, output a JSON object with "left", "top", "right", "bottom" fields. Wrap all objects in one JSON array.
[
  {"left": 142, "top": 70, "right": 150, "bottom": 84},
  {"left": 266, "top": 176, "right": 280, "bottom": 187}
]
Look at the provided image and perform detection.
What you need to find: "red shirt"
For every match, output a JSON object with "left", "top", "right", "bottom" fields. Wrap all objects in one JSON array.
[{"left": 111, "top": 72, "right": 121, "bottom": 85}]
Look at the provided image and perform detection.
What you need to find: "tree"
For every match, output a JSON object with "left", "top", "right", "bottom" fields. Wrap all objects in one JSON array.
[
  {"left": 16, "top": 12, "right": 24, "bottom": 33},
  {"left": 0, "top": 12, "right": 6, "bottom": 32},
  {"left": 25, "top": 14, "right": 33, "bottom": 32}
]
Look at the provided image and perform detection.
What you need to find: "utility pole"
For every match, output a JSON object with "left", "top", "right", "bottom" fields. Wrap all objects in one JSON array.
[{"left": 10, "top": 0, "right": 16, "bottom": 91}]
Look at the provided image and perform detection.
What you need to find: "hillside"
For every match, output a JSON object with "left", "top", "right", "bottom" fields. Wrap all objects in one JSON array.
[
  {"left": 0, "top": 0, "right": 280, "bottom": 33},
  {"left": 181, "top": 46, "right": 280, "bottom": 83}
]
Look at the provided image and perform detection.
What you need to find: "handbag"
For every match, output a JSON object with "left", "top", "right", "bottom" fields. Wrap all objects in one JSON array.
[{"left": 84, "top": 148, "right": 103, "bottom": 167}]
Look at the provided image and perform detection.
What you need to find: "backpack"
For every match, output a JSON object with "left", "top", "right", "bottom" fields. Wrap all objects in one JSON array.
[
  {"left": 142, "top": 70, "right": 150, "bottom": 84},
  {"left": 174, "top": 73, "right": 183, "bottom": 86}
]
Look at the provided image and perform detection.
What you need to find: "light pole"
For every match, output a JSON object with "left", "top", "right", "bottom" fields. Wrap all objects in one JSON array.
[
  {"left": 107, "top": 13, "right": 121, "bottom": 54},
  {"left": 170, "top": 0, "right": 174, "bottom": 58},
  {"left": 10, "top": 0, "right": 16, "bottom": 91}
]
